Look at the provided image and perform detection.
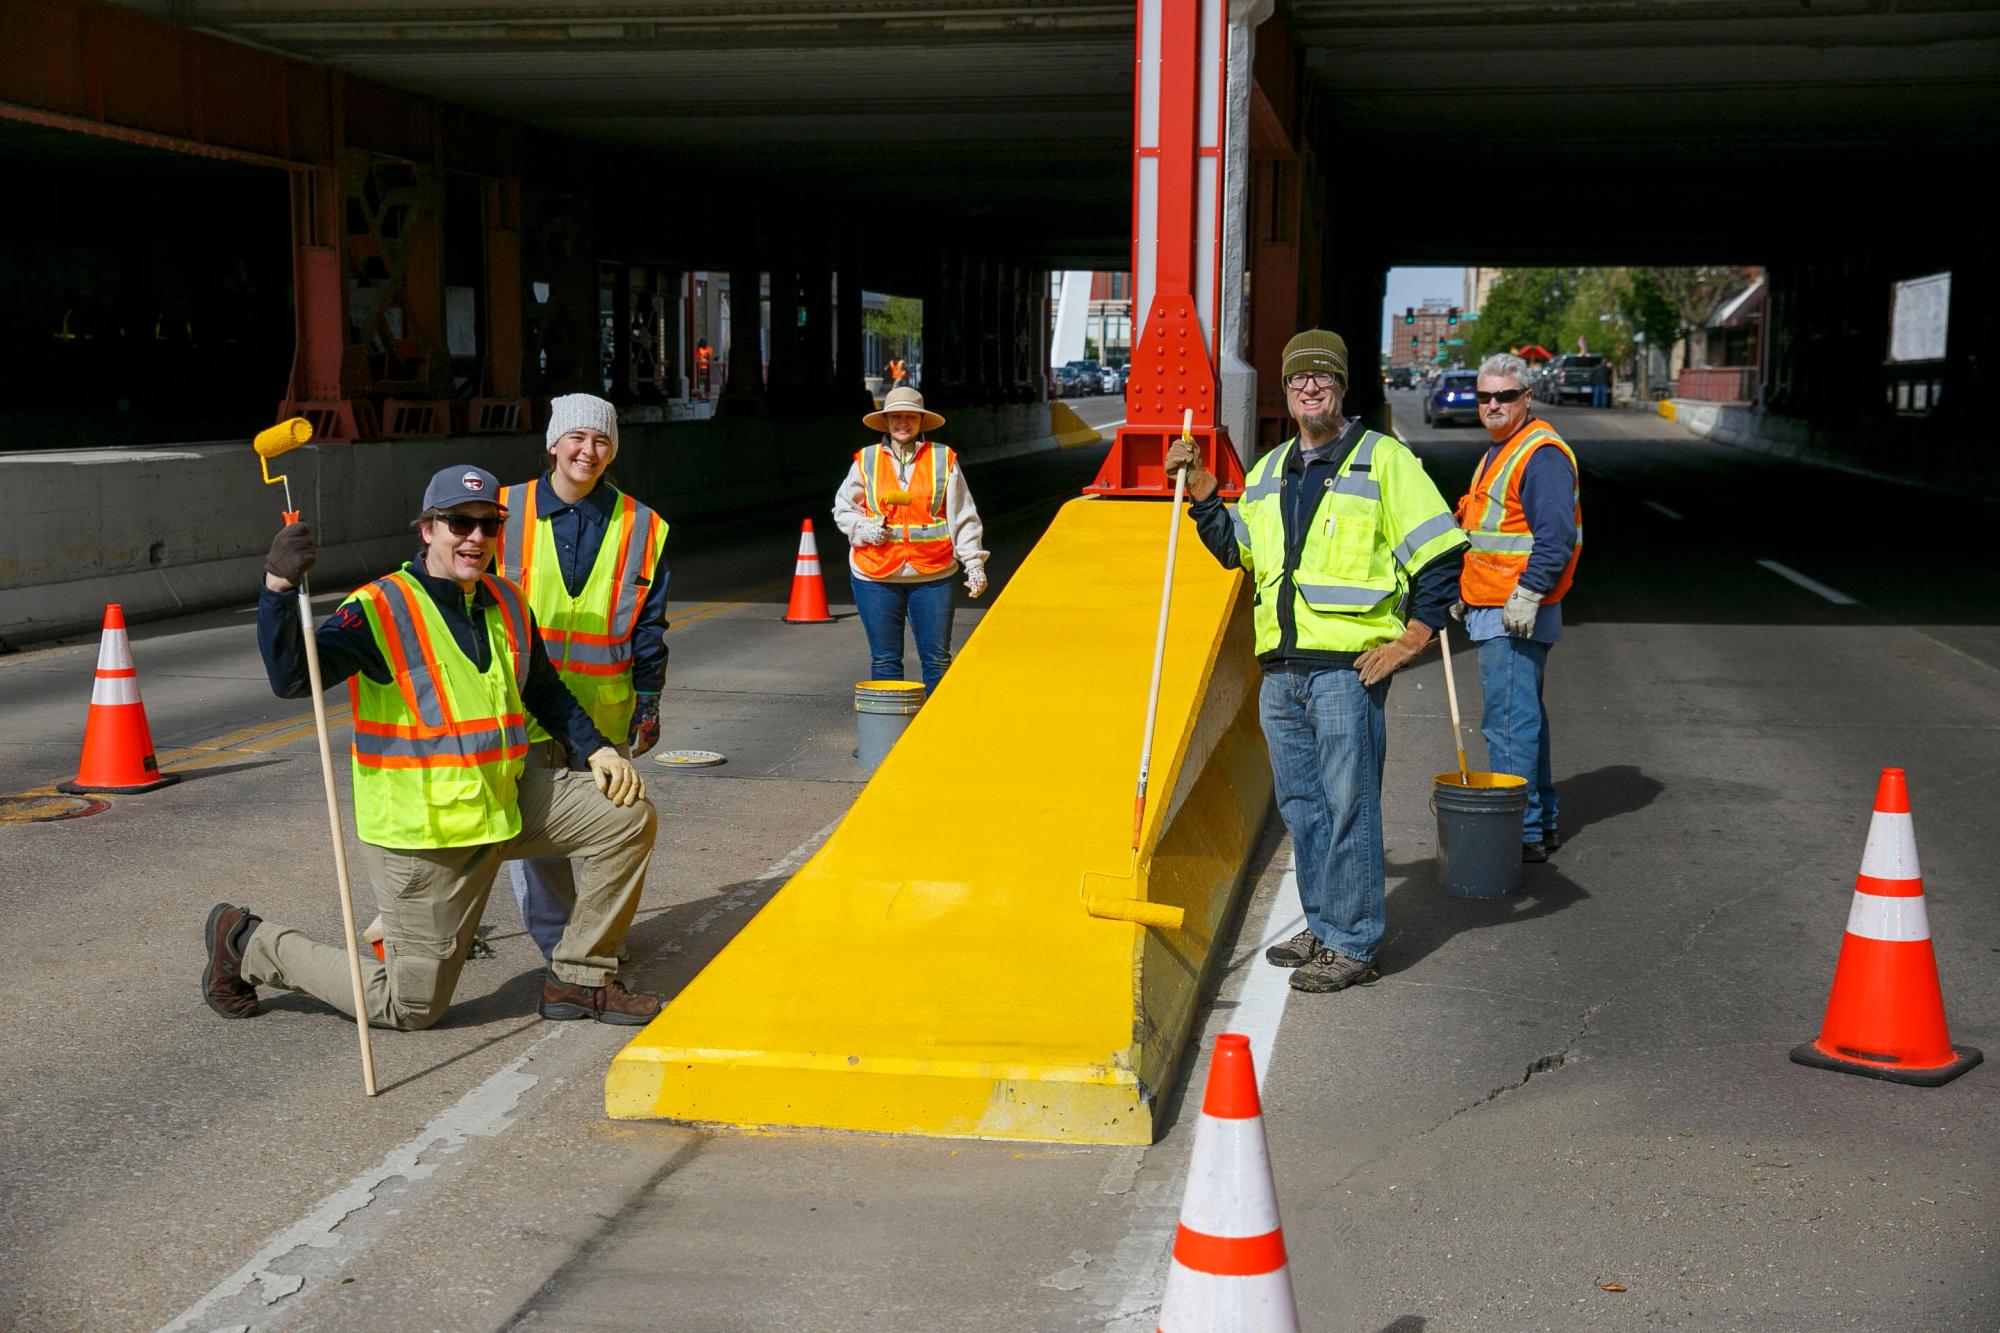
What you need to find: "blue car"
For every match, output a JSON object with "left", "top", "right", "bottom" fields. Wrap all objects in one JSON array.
[{"left": 1423, "top": 371, "right": 1480, "bottom": 427}]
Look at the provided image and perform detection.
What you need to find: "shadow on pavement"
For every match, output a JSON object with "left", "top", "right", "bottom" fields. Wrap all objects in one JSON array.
[
  {"left": 1555, "top": 763, "right": 1664, "bottom": 846},
  {"left": 1381, "top": 853, "right": 1589, "bottom": 977}
]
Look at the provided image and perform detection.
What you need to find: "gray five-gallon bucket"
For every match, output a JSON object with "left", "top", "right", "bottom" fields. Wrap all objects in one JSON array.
[
  {"left": 855, "top": 680, "right": 926, "bottom": 774},
  {"left": 1431, "top": 771, "right": 1529, "bottom": 900}
]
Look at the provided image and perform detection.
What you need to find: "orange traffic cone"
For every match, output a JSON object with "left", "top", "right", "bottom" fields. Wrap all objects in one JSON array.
[
  {"left": 1157, "top": 1033, "right": 1299, "bottom": 1332},
  {"left": 782, "top": 519, "right": 834, "bottom": 624},
  {"left": 58, "top": 604, "right": 180, "bottom": 795},
  {"left": 1790, "top": 768, "right": 1982, "bottom": 1086}
]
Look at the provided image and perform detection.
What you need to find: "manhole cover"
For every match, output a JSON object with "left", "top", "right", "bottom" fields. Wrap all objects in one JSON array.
[
  {"left": 653, "top": 749, "right": 726, "bottom": 768},
  {"left": 0, "top": 793, "right": 110, "bottom": 823}
]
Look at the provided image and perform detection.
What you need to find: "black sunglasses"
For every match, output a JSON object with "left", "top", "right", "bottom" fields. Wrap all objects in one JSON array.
[
  {"left": 1473, "top": 388, "right": 1528, "bottom": 405},
  {"left": 434, "top": 513, "right": 504, "bottom": 537}
]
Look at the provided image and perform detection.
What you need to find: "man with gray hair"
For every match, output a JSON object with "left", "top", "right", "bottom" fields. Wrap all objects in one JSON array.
[{"left": 1454, "top": 352, "right": 1582, "bottom": 861}]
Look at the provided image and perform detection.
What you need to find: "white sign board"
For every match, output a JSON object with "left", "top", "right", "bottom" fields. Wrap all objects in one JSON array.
[{"left": 1888, "top": 272, "right": 1950, "bottom": 363}]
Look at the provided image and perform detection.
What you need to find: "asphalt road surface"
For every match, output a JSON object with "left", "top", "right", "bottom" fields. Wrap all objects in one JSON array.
[{"left": 2, "top": 392, "right": 1994, "bottom": 1331}]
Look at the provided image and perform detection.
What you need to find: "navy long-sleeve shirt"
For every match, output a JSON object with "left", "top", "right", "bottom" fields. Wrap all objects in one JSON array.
[
  {"left": 533, "top": 476, "right": 670, "bottom": 696},
  {"left": 1188, "top": 420, "right": 1464, "bottom": 669},
  {"left": 257, "top": 557, "right": 613, "bottom": 765}
]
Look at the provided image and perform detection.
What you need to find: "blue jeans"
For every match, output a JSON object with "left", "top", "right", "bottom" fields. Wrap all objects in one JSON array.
[
  {"left": 1259, "top": 665, "right": 1390, "bottom": 962},
  {"left": 507, "top": 857, "right": 572, "bottom": 960},
  {"left": 852, "top": 575, "right": 956, "bottom": 697},
  {"left": 1476, "top": 635, "right": 1557, "bottom": 842}
]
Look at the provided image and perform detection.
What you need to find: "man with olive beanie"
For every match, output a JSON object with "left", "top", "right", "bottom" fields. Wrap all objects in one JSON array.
[
  {"left": 493, "top": 394, "right": 671, "bottom": 960},
  {"left": 1166, "top": 330, "right": 1467, "bottom": 995}
]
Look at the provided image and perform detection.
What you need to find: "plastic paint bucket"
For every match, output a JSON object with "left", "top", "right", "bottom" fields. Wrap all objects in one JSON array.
[
  {"left": 1431, "top": 771, "right": 1529, "bottom": 900},
  {"left": 855, "top": 680, "right": 926, "bottom": 774}
]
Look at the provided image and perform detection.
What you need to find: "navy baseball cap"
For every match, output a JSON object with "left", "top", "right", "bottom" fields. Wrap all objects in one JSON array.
[{"left": 421, "top": 465, "right": 507, "bottom": 514}]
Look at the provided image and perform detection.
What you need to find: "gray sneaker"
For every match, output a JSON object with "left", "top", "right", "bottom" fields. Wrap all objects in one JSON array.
[
  {"left": 1289, "top": 945, "right": 1379, "bottom": 993},
  {"left": 1264, "top": 927, "right": 1319, "bottom": 968}
]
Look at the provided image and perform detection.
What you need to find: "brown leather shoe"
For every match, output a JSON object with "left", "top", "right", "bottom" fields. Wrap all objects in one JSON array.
[
  {"left": 539, "top": 974, "right": 662, "bottom": 1027},
  {"left": 203, "top": 903, "right": 262, "bottom": 1019}
]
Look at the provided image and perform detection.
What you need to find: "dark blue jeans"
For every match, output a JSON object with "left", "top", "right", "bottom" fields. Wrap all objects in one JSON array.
[
  {"left": 852, "top": 575, "right": 956, "bottom": 697},
  {"left": 1476, "top": 634, "right": 1557, "bottom": 842},
  {"left": 1259, "top": 664, "right": 1390, "bottom": 962}
]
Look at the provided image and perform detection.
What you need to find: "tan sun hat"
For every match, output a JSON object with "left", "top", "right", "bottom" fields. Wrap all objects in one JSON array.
[{"left": 863, "top": 385, "right": 945, "bottom": 434}]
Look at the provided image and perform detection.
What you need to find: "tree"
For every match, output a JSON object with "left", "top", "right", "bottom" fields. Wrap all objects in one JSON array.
[
  {"left": 1556, "top": 267, "right": 1636, "bottom": 365},
  {"left": 1637, "top": 266, "right": 1736, "bottom": 366},
  {"left": 1466, "top": 268, "right": 1577, "bottom": 362},
  {"left": 863, "top": 295, "right": 924, "bottom": 357}
]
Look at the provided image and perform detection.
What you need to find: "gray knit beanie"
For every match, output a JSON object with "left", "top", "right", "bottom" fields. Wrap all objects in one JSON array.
[{"left": 545, "top": 393, "right": 620, "bottom": 458}]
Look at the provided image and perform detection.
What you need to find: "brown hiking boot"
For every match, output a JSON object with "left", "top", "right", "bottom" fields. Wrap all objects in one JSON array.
[
  {"left": 539, "top": 974, "right": 663, "bottom": 1027},
  {"left": 202, "top": 903, "right": 262, "bottom": 1019},
  {"left": 1288, "top": 944, "right": 1380, "bottom": 994},
  {"left": 1264, "top": 926, "right": 1320, "bottom": 968}
]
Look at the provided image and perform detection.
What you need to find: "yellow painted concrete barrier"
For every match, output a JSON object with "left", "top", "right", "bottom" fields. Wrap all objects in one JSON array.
[
  {"left": 1658, "top": 399, "right": 1678, "bottom": 421},
  {"left": 1051, "top": 401, "right": 1107, "bottom": 449},
  {"left": 607, "top": 497, "right": 1272, "bottom": 1143}
]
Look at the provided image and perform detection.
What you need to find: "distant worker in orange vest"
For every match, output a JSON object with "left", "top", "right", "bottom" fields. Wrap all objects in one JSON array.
[
  {"left": 1454, "top": 352, "right": 1582, "bottom": 864},
  {"left": 831, "top": 385, "right": 988, "bottom": 697},
  {"left": 695, "top": 339, "right": 713, "bottom": 397},
  {"left": 885, "top": 357, "right": 907, "bottom": 384}
]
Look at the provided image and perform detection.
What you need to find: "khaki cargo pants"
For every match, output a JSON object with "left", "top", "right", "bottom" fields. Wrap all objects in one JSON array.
[{"left": 239, "top": 762, "right": 656, "bottom": 1030}]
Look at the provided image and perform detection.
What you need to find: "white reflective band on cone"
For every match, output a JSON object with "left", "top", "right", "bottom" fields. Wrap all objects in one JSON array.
[
  {"left": 795, "top": 559, "right": 820, "bottom": 575},
  {"left": 1177, "top": 1116, "right": 1282, "bottom": 1236},
  {"left": 90, "top": 675, "right": 143, "bottom": 706},
  {"left": 1157, "top": 1266, "right": 1300, "bottom": 1333},
  {"left": 96, "top": 632, "right": 135, "bottom": 672},
  {"left": 1859, "top": 810, "right": 1921, "bottom": 881},
  {"left": 1846, "top": 891, "right": 1931, "bottom": 943},
  {"left": 797, "top": 531, "right": 820, "bottom": 556}
]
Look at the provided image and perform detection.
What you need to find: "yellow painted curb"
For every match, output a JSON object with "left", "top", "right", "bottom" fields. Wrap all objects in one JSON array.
[
  {"left": 1051, "top": 400, "right": 1107, "bottom": 449},
  {"left": 607, "top": 498, "right": 1271, "bottom": 1143}
]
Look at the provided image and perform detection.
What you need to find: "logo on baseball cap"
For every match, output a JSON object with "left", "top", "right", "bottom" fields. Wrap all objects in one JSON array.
[{"left": 421, "top": 465, "right": 507, "bottom": 514}]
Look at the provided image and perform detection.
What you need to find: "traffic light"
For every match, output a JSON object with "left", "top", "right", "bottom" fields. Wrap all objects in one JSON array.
[
  {"left": 1404, "top": 308, "right": 1415, "bottom": 325},
  {"left": 1448, "top": 307, "right": 1459, "bottom": 326},
  {"left": 1410, "top": 336, "right": 1418, "bottom": 348}
]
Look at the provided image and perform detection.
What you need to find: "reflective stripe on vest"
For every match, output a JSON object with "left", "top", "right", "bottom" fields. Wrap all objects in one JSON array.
[
  {"left": 1457, "top": 420, "right": 1582, "bottom": 605},
  {"left": 854, "top": 441, "right": 956, "bottom": 578},
  {"left": 344, "top": 569, "right": 531, "bottom": 848},
  {"left": 500, "top": 480, "right": 668, "bottom": 743}
]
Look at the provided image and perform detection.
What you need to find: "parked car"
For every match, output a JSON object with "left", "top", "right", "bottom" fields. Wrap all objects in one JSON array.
[
  {"left": 1388, "top": 366, "right": 1413, "bottom": 389},
  {"left": 1549, "top": 353, "right": 1608, "bottom": 406},
  {"left": 1059, "top": 359, "right": 1103, "bottom": 396},
  {"left": 1534, "top": 356, "right": 1569, "bottom": 404},
  {"left": 1099, "top": 365, "right": 1122, "bottom": 394},
  {"left": 1423, "top": 370, "right": 1480, "bottom": 427}
]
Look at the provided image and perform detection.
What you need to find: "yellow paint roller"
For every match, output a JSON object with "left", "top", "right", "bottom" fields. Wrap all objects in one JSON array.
[{"left": 254, "top": 417, "right": 314, "bottom": 518}]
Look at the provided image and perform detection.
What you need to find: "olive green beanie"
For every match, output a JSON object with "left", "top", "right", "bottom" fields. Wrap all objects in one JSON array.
[{"left": 1281, "top": 329, "right": 1349, "bottom": 390}]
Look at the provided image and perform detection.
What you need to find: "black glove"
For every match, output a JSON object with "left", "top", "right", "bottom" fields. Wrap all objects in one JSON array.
[{"left": 266, "top": 520, "right": 317, "bottom": 586}]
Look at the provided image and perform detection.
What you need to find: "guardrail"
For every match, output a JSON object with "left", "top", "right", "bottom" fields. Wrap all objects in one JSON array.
[{"left": 1677, "top": 367, "right": 1759, "bottom": 403}]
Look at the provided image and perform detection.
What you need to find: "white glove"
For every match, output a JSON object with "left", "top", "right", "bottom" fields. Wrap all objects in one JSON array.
[
  {"left": 1448, "top": 599, "right": 1466, "bottom": 622},
  {"left": 1501, "top": 585, "right": 1543, "bottom": 638},
  {"left": 964, "top": 561, "right": 988, "bottom": 599},
  {"left": 855, "top": 519, "right": 888, "bottom": 546},
  {"left": 586, "top": 746, "right": 643, "bottom": 807}
]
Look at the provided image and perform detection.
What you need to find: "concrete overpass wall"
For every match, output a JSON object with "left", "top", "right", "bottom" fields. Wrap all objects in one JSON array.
[{"left": 0, "top": 402, "right": 1060, "bottom": 645}]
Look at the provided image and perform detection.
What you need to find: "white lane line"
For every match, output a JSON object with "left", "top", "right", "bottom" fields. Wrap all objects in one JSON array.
[
  {"left": 1756, "top": 559, "right": 1859, "bottom": 606},
  {"left": 156, "top": 818, "right": 844, "bottom": 1333},
  {"left": 1101, "top": 853, "right": 1301, "bottom": 1330},
  {"left": 1100, "top": 418, "right": 1127, "bottom": 431},
  {"left": 1643, "top": 500, "right": 1684, "bottom": 520}
]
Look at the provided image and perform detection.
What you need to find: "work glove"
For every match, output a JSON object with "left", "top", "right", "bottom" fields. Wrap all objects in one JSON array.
[
  {"left": 1354, "top": 621, "right": 1435, "bottom": 688},
  {"left": 963, "top": 560, "right": 988, "bottom": 599},
  {"left": 628, "top": 693, "right": 661, "bottom": 757},
  {"left": 1502, "top": 585, "right": 1544, "bottom": 638},
  {"left": 855, "top": 519, "right": 889, "bottom": 546},
  {"left": 1448, "top": 599, "right": 1466, "bottom": 622},
  {"left": 265, "top": 520, "right": 317, "bottom": 587},
  {"left": 1162, "top": 439, "right": 1219, "bottom": 502},
  {"left": 586, "top": 746, "right": 643, "bottom": 807}
]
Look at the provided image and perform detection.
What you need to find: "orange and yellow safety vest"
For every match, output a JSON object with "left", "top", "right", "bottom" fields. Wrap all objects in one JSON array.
[
  {"left": 852, "top": 442, "right": 955, "bottom": 580},
  {"left": 1456, "top": 418, "right": 1582, "bottom": 606}
]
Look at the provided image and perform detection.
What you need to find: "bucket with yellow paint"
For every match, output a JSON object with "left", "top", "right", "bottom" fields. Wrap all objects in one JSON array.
[
  {"left": 1431, "top": 771, "right": 1529, "bottom": 900},
  {"left": 855, "top": 680, "right": 926, "bottom": 774}
]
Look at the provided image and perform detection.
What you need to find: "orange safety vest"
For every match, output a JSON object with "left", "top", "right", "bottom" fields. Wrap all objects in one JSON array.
[
  {"left": 852, "top": 441, "right": 955, "bottom": 579},
  {"left": 696, "top": 345, "right": 712, "bottom": 368},
  {"left": 1456, "top": 418, "right": 1582, "bottom": 606},
  {"left": 888, "top": 359, "right": 906, "bottom": 381}
]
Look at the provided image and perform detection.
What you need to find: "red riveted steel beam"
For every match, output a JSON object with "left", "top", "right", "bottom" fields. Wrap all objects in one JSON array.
[{"left": 1086, "top": 0, "right": 1243, "bottom": 498}]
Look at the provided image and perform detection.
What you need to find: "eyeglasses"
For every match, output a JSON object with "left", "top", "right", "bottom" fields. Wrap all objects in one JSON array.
[
  {"left": 433, "top": 513, "right": 504, "bottom": 538},
  {"left": 1283, "top": 371, "right": 1340, "bottom": 391},
  {"left": 1473, "top": 388, "right": 1528, "bottom": 405}
]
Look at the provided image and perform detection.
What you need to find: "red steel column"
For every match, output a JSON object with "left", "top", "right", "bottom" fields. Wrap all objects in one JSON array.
[{"left": 1087, "top": 0, "right": 1241, "bottom": 496}]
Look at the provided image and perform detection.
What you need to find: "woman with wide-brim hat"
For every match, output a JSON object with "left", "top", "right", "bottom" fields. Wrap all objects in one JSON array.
[{"left": 831, "top": 385, "right": 989, "bottom": 698}]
